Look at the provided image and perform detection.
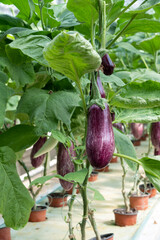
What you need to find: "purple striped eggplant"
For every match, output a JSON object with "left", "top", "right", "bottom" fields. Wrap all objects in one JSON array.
[
  {"left": 30, "top": 137, "right": 47, "bottom": 168},
  {"left": 151, "top": 122, "right": 160, "bottom": 150},
  {"left": 57, "top": 142, "right": 76, "bottom": 191},
  {"left": 101, "top": 53, "right": 115, "bottom": 75},
  {"left": 131, "top": 123, "right": 144, "bottom": 140},
  {"left": 86, "top": 103, "right": 115, "bottom": 169}
]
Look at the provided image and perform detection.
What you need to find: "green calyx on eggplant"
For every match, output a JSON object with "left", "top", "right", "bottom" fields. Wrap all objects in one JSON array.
[
  {"left": 57, "top": 142, "right": 76, "bottom": 191},
  {"left": 131, "top": 123, "right": 144, "bottom": 140},
  {"left": 151, "top": 122, "right": 160, "bottom": 150},
  {"left": 101, "top": 53, "right": 115, "bottom": 76},
  {"left": 30, "top": 136, "right": 47, "bottom": 168},
  {"left": 86, "top": 103, "right": 115, "bottom": 169}
]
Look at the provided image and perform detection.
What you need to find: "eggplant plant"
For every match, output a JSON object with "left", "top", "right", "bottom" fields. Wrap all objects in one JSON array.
[{"left": 1, "top": 0, "right": 160, "bottom": 239}]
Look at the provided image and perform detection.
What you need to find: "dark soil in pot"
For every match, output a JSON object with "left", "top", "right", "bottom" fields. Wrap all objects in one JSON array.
[
  {"left": 29, "top": 206, "right": 47, "bottom": 222},
  {"left": 129, "top": 193, "right": 150, "bottom": 210},
  {"left": 0, "top": 227, "right": 11, "bottom": 240},
  {"left": 139, "top": 183, "right": 157, "bottom": 198},
  {"left": 88, "top": 171, "right": 98, "bottom": 182},
  {"left": 113, "top": 208, "right": 138, "bottom": 227},
  {"left": 47, "top": 192, "right": 68, "bottom": 207},
  {"left": 89, "top": 233, "right": 114, "bottom": 240}
]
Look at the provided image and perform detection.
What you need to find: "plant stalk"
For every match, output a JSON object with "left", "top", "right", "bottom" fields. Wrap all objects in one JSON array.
[
  {"left": 68, "top": 183, "right": 77, "bottom": 240},
  {"left": 106, "top": 14, "right": 137, "bottom": 49},
  {"left": 88, "top": 209, "right": 101, "bottom": 240},
  {"left": 101, "top": 1, "right": 106, "bottom": 49},
  {"left": 113, "top": 153, "right": 140, "bottom": 164},
  {"left": 106, "top": 0, "right": 138, "bottom": 28},
  {"left": 120, "top": 157, "right": 130, "bottom": 212}
]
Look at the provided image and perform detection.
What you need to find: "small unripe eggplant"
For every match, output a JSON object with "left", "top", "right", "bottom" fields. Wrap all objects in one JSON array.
[
  {"left": 57, "top": 142, "right": 76, "bottom": 191},
  {"left": 101, "top": 53, "right": 115, "bottom": 75},
  {"left": 111, "top": 112, "right": 124, "bottom": 132},
  {"left": 113, "top": 123, "right": 124, "bottom": 132},
  {"left": 131, "top": 123, "right": 144, "bottom": 140},
  {"left": 30, "top": 137, "right": 47, "bottom": 168},
  {"left": 97, "top": 72, "right": 105, "bottom": 98},
  {"left": 151, "top": 122, "right": 160, "bottom": 150},
  {"left": 154, "top": 148, "right": 160, "bottom": 156},
  {"left": 86, "top": 103, "right": 115, "bottom": 169}
]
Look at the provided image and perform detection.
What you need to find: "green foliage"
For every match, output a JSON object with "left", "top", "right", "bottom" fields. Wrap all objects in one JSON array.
[
  {"left": 111, "top": 80, "right": 160, "bottom": 109},
  {"left": 67, "top": 0, "right": 98, "bottom": 27},
  {"left": 9, "top": 35, "right": 51, "bottom": 66},
  {"left": 128, "top": 0, "right": 160, "bottom": 14},
  {"left": 0, "top": 125, "right": 39, "bottom": 152},
  {"left": 114, "top": 107, "right": 160, "bottom": 123},
  {"left": 43, "top": 31, "right": 101, "bottom": 83},
  {"left": 0, "top": 14, "right": 28, "bottom": 31},
  {"left": 34, "top": 136, "right": 58, "bottom": 158},
  {"left": 0, "top": 83, "right": 14, "bottom": 128},
  {"left": 17, "top": 88, "right": 81, "bottom": 134},
  {"left": 137, "top": 35, "right": 160, "bottom": 55},
  {"left": 113, "top": 127, "right": 137, "bottom": 171},
  {"left": 0, "top": 146, "right": 34, "bottom": 229}
]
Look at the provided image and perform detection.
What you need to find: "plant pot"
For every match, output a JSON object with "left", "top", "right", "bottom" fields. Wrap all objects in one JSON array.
[
  {"left": 113, "top": 208, "right": 138, "bottom": 227},
  {"left": 139, "top": 183, "right": 157, "bottom": 198},
  {"left": 48, "top": 192, "right": 68, "bottom": 207},
  {"left": 66, "top": 186, "right": 80, "bottom": 195},
  {"left": 29, "top": 206, "right": 47, "bottom": 222},
  {"left": 88, "top": 171, "right": 98, "bottom": 182},
  {"left": 0, "top": 227, "right": 11, "bottom": 240},
  {"left": 89, "top": 233, "right": 114, "bottom": 240},
  {"left": 110, "top": 156, "right": 118, "bottom": 163},
  {"left": 129, "top": 193, "right": 149, "bottom": 210},
  {"left": 132, "top": 139, "right": 141, "bottom": 146}
]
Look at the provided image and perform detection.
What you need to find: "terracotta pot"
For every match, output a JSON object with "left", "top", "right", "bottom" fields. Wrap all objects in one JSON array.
[
  {"left": 129, "top": 193, "right": 149, "bottom": 210},
  {"left": 66, "top": 186, "right": 80, "bottom": 195},
  {"left": 113, "top": 208, "right": 138, "bottom": 227},
  {"left": 0, "top": 227, "right": 11, "bottom": 240},
  {"left": 48, "top": 192, "right": 68, "bottom": 207},
  {"left": 88, "top": 171, "right": 98, "bottom": 182},
  {"left": 110, "top": 156, "right": 118, "bottom": 163},
  {"left": 132, "top": 139, "right": 141, "bottom": 146},
  {"left": 89, "top": 233, "right": 114, "bottom": 240},
  {"left": 29, "top": 206, "right": 47, "bottom": 222},
  {"left": 139, "top": 183, "right": 157, "bottom": 198}
]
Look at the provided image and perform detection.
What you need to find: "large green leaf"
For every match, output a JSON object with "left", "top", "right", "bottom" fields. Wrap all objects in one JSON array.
[
  {"left": 118, "top": 19, "right": 160, "bottom": 35},
  {"left": 116, "top": 42, "right": 142, "bottom": 55},
  {"left": 139, "top": 156, "right": 160, "bottom": 180},
  {"left": 113, "top": 127, "right": 137, "bottom": 171},
  {"left": 67, "top": 0, "right": 98, "bottom": 27},
  {"left": 111, "top": 80, "right": 160, "bottom": 109},
  {"left": 137, "top": 35, "right": 160, "bottom": 55},
  {"left": 31, "top": 168, "right": 88, "bottom": 186},
  {"left": 0, "top": 82, "right": 13, "bottom": 128},
  {"left": 17, "top": 88, "right": 80, "bottom": 134},
  {"left": 51, "top": 3, "right": 80, "bottom": 28},
  {"left": 0, "top": 125, "right": 39, "bottom": 152},
  {"left": 0, "top": 146, "right": 34, "bottom": 229},
  {"left": 34, "top": 136, "right": 58, "bottom": 158},
  {"left": 128, "top": 0, "right": 160, "bottom": 14},
  {"left": 9, "top": 35, "right": 51, "bottom": 66},
  {"left": 114, "top": 107, "right": 160, "bottom": 124},
  {"left": 100, "top": 71, "right": 125, "bottom": 87},
  {"left": 0, "top": 14, "right": 27, "bottom": 31},
  {"left": 43, "top": 31, "right": 101, "bottom": 83}
]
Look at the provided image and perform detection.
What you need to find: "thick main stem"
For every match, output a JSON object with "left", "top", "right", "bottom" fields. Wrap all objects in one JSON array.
[
  {"left": 68, "top": 183, "right": 77, "bottom": 240},
  {"left": 120, "top": 158, "right": 130, "bottom": 212},
  {"left": 88, "top": 209, "right": 101, "bottom": 240}
]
